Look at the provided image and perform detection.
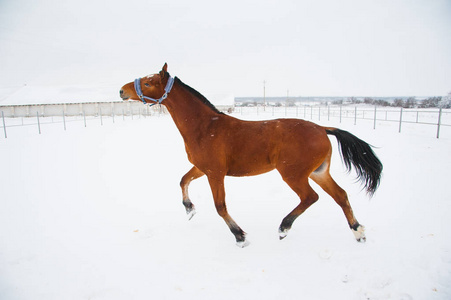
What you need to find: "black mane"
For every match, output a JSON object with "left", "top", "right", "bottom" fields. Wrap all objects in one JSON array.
[{"left": 174, "top": 77, "right": 224, "bottom": 115}]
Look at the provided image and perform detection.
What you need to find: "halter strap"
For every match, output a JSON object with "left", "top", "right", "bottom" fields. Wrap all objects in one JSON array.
[{"left": 134, "top": 76, "right": 175, "bottom": 106}]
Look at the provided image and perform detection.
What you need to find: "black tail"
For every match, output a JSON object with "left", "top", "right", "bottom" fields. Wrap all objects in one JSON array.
[{"left": 326, "top": 128, "right": 383, "bottom": 196}]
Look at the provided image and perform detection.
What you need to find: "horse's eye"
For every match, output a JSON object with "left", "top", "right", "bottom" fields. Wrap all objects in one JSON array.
[{"left": 144, "top": 83, "right": 150, "bottom": 87}]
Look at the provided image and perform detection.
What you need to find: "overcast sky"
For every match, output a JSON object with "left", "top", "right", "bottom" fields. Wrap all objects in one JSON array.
[{"left": 1, "top": 0, "right": 450, "bottom": 98}]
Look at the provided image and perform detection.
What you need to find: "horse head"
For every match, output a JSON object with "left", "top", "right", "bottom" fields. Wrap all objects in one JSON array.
[{"left": 119, "top": 63, "right": 171, "bottom": 104}]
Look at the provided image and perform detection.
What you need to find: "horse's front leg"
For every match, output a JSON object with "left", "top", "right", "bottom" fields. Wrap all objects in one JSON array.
[
  {"left": 180, "top": 166, "right": 204, "bottom": 220},
  {"left": 207, "top": 174, "right": 249, "bottom": 248}
]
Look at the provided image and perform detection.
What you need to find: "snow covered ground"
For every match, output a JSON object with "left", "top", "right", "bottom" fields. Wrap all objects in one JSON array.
[{"left": 1, "top": 110, "right": 450, "bottom": 299}]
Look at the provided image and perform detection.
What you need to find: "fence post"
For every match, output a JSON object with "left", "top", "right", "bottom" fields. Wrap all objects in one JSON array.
[
  {"left": 63, "top": 110, "right": 66, "bottom": 131},
  {"left": 37, "top": 111, "right": 41, "bottom": 134},
  {"left": 100, "top": 108, "right": 103, "bottom": 125},
  {"left": 327, "top": 105, "right": 330, "bottom": 121},
  {"left": 437, "top": 108, "right": 442, "bottom": 139},
  {"left": 318, "top": 106, "right": 321, "bottom": 121},
  {"left": 310, "top": 106, "right": 313, "bottom": 119},
  {"left": 354, "top": 106, "right": 357, "bottom": 125},
  {"left": 340, "top": 105, "right": 342, "bottom": 123},
  {"left": 2, "top": 111, "right": 7, "bottom": 138},
  {"left": 399, "top": 108, "right": 403, "bottom": 133},
  {"left": 373, "top": 105, "right": 377, "bottom": 129},
  {"left": 83, "top": 111, "right": 87, "bottom": 127},
  {"left": 112, "top": 111, "right": 115, "bottom": 123}
]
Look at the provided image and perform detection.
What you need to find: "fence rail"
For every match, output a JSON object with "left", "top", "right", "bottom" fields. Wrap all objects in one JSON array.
[
  {"left": 0, "top": 101, "right": 170, "bottom": 138},
  {"left": 2, "top": 102, "right": 449, "bottom": 139},
  {"left": 0, "top": 101, "right": 233, "bottom": 138},
  {"left": 0, "top": 101, "right": 161, "bottom": 118},
  {"left": 235, "top": 105, "right": 451, "bottom": 138}
]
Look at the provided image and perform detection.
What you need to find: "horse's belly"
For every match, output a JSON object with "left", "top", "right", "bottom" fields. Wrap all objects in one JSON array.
[
  {"left": 227, "top": 166, "right": 275, "bottom": 177},
  {"left": 226, "top": 155, "right": 276, "bottom": 177}
]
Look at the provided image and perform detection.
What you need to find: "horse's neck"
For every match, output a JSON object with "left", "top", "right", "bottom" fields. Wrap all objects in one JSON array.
[{"left": 164, "top": 82, "right": 218, "bottom": 141}]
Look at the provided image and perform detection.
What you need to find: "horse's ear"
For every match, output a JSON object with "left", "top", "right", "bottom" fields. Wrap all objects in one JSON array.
[{"left": 160, "top": 63, "right": 168, "bottom": 79}]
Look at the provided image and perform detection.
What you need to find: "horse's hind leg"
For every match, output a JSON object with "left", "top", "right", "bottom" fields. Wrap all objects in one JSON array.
[
  {"left": 180, "top": 166, "right": 204, "bottom": 220},
  {"left": 278, "top": 175, "right": 319, "bottom": 240},
  {"left": 310, "top": 170, "right": 366, "bottom": 242}
]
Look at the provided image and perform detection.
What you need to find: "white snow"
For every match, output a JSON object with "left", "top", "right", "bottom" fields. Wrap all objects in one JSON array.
[{"left": 1, "top": 110, "right": 450, "bottom": 299}]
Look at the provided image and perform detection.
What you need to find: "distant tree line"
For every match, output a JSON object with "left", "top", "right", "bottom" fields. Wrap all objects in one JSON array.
[
  {"left": 239, "top": 92, "right": 451, "bottom": 109},
  {"left": 418, "top": 96, "right": 448, "bottom": 108},
  {"left": 331, "top": 93, "right": 451, "bottom": 109}
]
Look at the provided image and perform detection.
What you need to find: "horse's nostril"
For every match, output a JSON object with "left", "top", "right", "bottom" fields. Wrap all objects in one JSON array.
[{"left": 119, "top": 89, "right": 128, "bottom": 100}]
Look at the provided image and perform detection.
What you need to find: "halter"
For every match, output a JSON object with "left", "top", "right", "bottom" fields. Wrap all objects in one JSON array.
[{"left": 134, "top": 75, "right": 175, "bottom": 106}]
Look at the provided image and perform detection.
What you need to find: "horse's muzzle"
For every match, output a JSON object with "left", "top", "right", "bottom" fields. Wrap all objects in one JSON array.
[{"left": 119, "top": 89, "right": 129, "bottom": 100}]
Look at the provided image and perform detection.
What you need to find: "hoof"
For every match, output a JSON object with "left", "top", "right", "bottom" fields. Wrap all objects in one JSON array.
[
  {"left": 279, "top": 228, "right": 289, "bottom": 240},
  {"left": 352, "top": 225, "right": 366, "bottom": 243},
  {"left": 186, "top": 208, "right": 196, "bottom": 220},
  {"left": 356, "top": 236, "right": 366, "bottom": 243},
  {"left": 236, "top": 239, "right": 250, "bottom": 248}
]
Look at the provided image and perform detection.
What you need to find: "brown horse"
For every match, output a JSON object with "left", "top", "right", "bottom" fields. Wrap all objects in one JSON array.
[{"left": 120, "top": 64, "right": 382, "bottom": 247}]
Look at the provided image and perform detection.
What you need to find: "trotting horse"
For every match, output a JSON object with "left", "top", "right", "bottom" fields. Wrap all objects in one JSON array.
[{"left": 119, "top": 64, "right": 383, "bottom": 247}]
